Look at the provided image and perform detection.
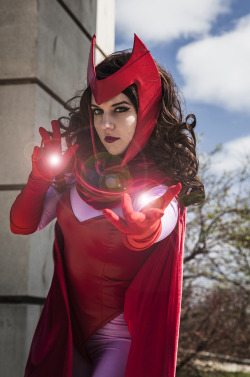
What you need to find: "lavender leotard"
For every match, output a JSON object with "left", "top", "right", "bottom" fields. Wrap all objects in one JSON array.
[{"left": 73, "top": 314, "right": 131, "bottom": 377}]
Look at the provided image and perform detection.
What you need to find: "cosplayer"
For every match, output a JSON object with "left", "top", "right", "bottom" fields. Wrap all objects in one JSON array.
[{"left": 10, "top": 35, "right": 204, "bottom": 377}]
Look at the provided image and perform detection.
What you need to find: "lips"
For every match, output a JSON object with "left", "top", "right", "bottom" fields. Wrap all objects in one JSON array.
[{"left": 104, "top": 136, "right": 120, "bottom": 143}]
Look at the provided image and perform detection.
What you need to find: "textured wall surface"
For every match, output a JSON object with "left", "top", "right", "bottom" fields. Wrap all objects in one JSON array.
[{"left": 0, "top": 1, "right": 115, "bottom": 376}]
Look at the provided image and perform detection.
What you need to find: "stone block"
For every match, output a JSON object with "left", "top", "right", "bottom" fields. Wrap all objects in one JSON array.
[
  {"left": 0, "top": 190, "right": 54, "bottom": 297},
  {"left": 0, "top": 0, "right": 38, "bottom": 79},
  {"left": 0, "top": 83, "right": 67, "bottom": 184},
  {"left": 37, "top": 0, "right": 91, "bottom": 101},
  {"left": 61, "top": 0, "right": 97, "bottom": 36},
  {"left": 96, "top": 0, "right": 115, "bottom": 63},
  {"left": 0, "top": 303, "right": 43, "bottom": 377},
  {"left": 0, "top": 0, "right": 95, "bottom": 101}
]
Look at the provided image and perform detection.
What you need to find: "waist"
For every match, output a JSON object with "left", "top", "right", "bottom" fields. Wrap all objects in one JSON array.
[{"left": 88, "top": 313, "right": 131, "bottom": 341}]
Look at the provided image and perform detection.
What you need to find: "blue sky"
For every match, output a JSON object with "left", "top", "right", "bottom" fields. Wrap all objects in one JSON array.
[{"left": 115, "top": 0, "right": 250, "bottom": 172}]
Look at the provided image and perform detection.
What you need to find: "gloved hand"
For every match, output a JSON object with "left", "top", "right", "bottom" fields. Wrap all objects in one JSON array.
[
  {"left": 32, "top": 120, "right": 78, "bottom": 181},
  {"left": 103, "top": 183, "right": 182, "bottom": 250},
  {"left": 10, "top": 120, "right": 79, "bottom": 234}
]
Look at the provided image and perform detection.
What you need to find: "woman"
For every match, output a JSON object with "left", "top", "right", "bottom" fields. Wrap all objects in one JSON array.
[{"left": 10, "top": 34, "right": 204, "bottom": 377}]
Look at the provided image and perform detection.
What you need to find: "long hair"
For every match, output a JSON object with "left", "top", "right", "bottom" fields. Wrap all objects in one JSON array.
[{"left": 58, "top": 51, "right": 205, "bottom": 206}]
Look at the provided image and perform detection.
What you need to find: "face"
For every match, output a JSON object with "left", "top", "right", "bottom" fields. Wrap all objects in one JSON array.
[{"left": 91, "top": 93, "right": 137, "bottom": 155}]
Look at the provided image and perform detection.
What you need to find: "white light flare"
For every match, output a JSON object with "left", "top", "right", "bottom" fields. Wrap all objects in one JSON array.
[
  {"left": 48, "top": 154, "right": 61, "bottom": 166},
  {"left": 138, "top": 193, "right": 152, "bottom": 208}
]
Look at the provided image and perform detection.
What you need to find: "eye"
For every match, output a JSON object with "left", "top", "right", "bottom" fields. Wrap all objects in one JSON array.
[
  {"left": 91, "top": 108, "right": 103, "bottom": 116},
  {"left": 114, "top": 106, "right": 130, "bottom": 113}
]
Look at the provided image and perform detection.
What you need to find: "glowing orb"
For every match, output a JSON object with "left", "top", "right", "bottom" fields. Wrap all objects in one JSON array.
[
  {"left": 105, "top": 174, "right": 120, "bottom": 189},
  {"left": 138, "top": 193, "right": 152, "bottom": 208},
  {"left": 48, "top": 154, "right": 61, "bottom": 166}
]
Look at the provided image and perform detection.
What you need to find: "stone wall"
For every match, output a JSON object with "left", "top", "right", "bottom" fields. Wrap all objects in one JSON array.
[{"left": 0, "top": 1, "right": 115, "bottom": 376}]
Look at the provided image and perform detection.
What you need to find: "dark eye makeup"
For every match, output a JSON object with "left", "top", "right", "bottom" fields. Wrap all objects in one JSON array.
[
  {"left": 91, "top": 106, "right": 131, "bottom": 115},
  {"left": 91, "top": 108, "right": 103, "bottom": 116},
  {"left": 114, "top": 106, "right": 130, "bottom": 113}
]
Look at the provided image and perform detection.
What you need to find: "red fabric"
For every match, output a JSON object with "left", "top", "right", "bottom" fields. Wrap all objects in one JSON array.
[
  {"left": 124, "top": 205, "right": 186, "bottom": 377},
  {"left": 10, "top": 174, "right": 50, "bottom": 234},
  {"left": 24, "top": 222, "right": 73, "bottom": 377},
  {"left": 75, "top": 152, "right": 168, "bottom": 210},
  {"left": 56, "top": 191, "right": 156, "bottom": 357},
  {"left": 122, "top": 221, "right": 162, "bottom": 251},
  {"left": 23, "top": 205, "right": 186, "bottom": 377}
]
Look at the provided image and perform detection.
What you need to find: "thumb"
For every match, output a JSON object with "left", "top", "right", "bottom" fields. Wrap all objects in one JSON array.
[{"left": 32, "top": 146, "right": 43, "bottom": 161}]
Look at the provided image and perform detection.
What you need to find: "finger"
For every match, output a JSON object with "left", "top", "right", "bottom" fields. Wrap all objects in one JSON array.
[
  {"left": 103, "top": 209, "right": 129, "bottom": 233},
  {"left": 39, "top": 127, "right": 51, "bottom": 145},
  {"left": 51, "top": 120, "right": 61, "bottom": 148},
  {"left": 61, "top": 144, "right": 79, "bottom": 169},
  {"left": 32, "top": 145, "right": 43, "bottom": 160},
  {"left": 148, "top": 183, "right": 182, "bottom": 211},
  {"left": 122, "top": 193, "right": 135, "bottom": 222},
  {"left": 161, "top": 183, "right": 182, "bottom": 209}
]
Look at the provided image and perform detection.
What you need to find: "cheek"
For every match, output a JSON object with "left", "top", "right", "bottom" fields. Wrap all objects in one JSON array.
[
  {"left": 126, "top": 115, "right": 137, "bottom": 128},
  {"left": 93, "top": 121, "right": 102, "bottom": 136},
  {"left": 125, "top": 115, "right": 137, "bottom": 137}
]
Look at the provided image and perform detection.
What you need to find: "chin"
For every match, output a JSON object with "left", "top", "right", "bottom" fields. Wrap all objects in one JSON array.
[
  {"left": 107, "top": 149, "right": 124, "bottom": 156},
  {"left": 105, "top": 145, "right": 126, "bottom": 156}
]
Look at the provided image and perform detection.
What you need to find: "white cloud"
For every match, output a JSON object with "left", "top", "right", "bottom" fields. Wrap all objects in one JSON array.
[
  {"left": 177, "top": 14, "right": 250, "bottom": 113},
  {"left": 116, "top": 0, "right": 230, "bottom": 44},
  {"left": 210, "top": 135, "right": 250, "bottom": 173}
]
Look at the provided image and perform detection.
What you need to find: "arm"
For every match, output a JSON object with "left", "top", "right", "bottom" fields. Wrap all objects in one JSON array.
[
  {"left": 10, "top": 120, "right": 78, "bottom": 235},
  {"left": 10, "top": 174, "right": 51, "bottom": 234}
]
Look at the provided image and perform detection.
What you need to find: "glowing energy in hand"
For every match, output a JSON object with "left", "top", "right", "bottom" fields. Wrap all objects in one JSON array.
[
  {"left": 137, "top": 193, "right": 152, "bottom": 208},
  {"left": 48, "top": 154, "right": 61, "bottom": 167}
]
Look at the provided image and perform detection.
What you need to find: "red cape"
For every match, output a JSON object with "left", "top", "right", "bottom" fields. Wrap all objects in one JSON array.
[{"left": 24, "top": 206, "right": 186, "bottom": 377}]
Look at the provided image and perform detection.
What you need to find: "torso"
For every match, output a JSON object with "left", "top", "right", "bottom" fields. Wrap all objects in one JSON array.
[{"left": 56, "top": 191, "right": 157, "bottom": 352}]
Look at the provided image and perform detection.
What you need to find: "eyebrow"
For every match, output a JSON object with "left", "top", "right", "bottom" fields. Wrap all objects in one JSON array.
[{"left": 90, "top": 101, "right": 131, "bottom": 108}]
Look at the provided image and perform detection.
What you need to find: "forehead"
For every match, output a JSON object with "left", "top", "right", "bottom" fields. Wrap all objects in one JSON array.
[{"left": 91, "top": 92, "right": 131, "bottom": 106}]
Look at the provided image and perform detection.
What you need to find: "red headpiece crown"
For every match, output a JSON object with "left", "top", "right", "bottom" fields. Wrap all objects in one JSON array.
[{"left": 87, "top": 34, "right": 162, "bottom": 164}]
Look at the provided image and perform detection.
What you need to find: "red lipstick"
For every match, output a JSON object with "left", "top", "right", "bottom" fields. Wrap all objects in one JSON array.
[{"left": 104, "top": 136, "right": 120, "bottom": 143}]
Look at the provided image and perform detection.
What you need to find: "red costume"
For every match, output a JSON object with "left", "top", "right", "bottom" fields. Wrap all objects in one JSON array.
[{"left": 10, "top": 34, "right": 186, "bottom": 377}]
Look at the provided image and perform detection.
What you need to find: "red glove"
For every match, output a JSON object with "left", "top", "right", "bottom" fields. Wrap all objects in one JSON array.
[
  {"left": 10, "top": 121, "right": 78, "bottom": 234},
  {"left": 32, "top": 120, "right": 78, "bottom": 181},
  {"left": 10, "top": 174, "right": 51, "bottom": 234},
  {"left": 103, "top": 183, "right": 182, "bottom": 250}
]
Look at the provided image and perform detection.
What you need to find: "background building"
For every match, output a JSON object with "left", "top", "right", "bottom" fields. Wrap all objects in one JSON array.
[{"left": 0, "top": 1, "right": 115, "bottom": 376}]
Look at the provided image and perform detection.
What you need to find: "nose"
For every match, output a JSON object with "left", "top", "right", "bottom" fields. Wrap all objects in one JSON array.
[{"left": 101, "top": 114, "right": 115, "bottom": 130}]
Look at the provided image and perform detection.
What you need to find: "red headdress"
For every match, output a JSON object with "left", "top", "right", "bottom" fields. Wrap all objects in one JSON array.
[{"left": 75, "top": 34, "right": 164, "bottom": 208}]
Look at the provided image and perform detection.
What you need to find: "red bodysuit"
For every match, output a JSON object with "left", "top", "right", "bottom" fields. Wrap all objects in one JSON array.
[
  {"left": 11, "top": 177, "right": 186, "bottom": 377},
  {"left": 57, "top": 191, "right": 156, "bottom": 355}
]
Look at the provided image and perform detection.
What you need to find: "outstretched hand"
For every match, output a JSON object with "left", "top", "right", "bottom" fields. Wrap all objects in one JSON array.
[
  {"left": 32, "top": 120, "right": 78, "bottom": 181},
  {"left": 103, "top": 183, "right": 182, "bottom": 248}
]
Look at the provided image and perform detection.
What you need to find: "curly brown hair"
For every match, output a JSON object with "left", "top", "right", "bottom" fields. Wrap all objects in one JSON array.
[{"left": 59, "top": 51, "right": 205, "bottom": 206}]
